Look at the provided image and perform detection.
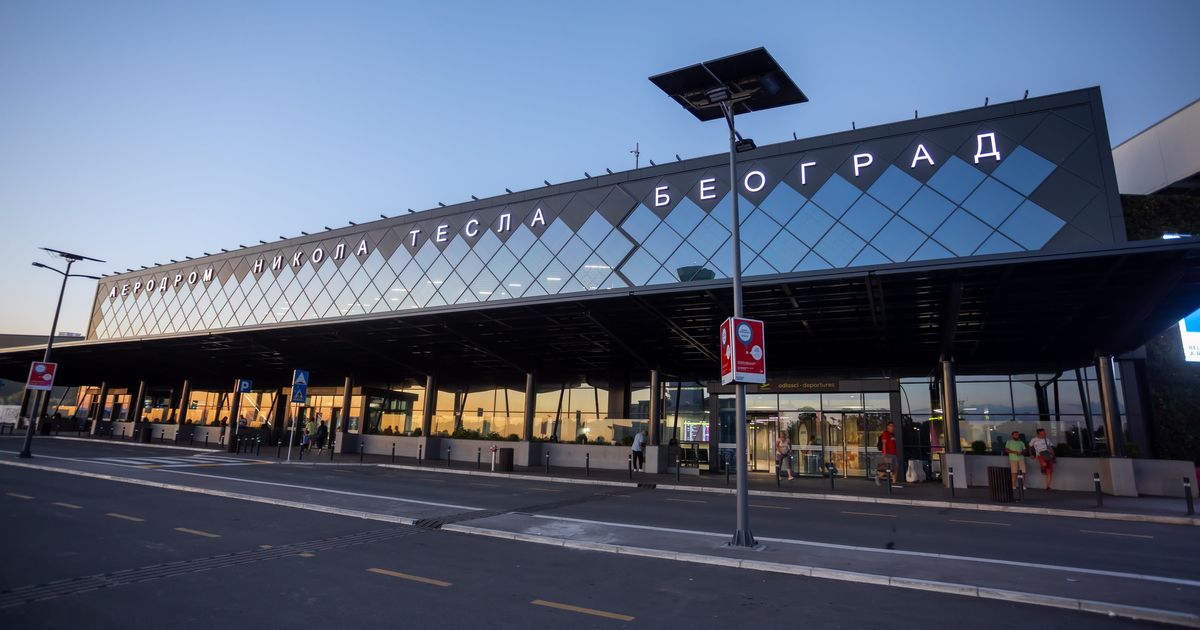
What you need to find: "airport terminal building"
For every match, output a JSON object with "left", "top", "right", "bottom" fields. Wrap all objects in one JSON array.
[{"left": 4, "top": 87, "right": 1199, "bottom": 480}]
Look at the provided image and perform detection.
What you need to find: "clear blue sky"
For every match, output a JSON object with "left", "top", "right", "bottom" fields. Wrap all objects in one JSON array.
[{"left": 1, "top": 0, "right": 1197, "bottom": 336}]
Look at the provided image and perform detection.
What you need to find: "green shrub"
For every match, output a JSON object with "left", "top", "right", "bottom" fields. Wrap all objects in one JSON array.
[
  {"left": 505, "top": 433, "right": 520, "bottom": 441},
  {"left": 411, "top": 427, "right": 422, "bottom": 437},
  {"left": 575, "top": 434, "right": 588, "bottom": 444},
  {"left": 593, "top": 436, "right": 608, "bottom": 445},
  {"left": 621, "top": 435, "right": 634, "bottom": 447},
  {"left": 970, "top": 440, "right": 988, "bottom": 454},
  {"left": 1053, "top": 443, "right": 1072, "bottom": 458}
]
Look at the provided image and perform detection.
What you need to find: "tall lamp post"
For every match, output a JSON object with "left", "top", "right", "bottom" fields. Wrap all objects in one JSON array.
[
  {"left": 17, "top": 248, "right": 104, "bottom": 459},
  {"left": 650, "top": 49, "right": 807, "bottom": 547}
]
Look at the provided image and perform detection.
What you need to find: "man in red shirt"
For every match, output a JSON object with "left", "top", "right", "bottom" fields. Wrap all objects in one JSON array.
[{"left": 879, "top": 422, "right": 899, "bottom": 485}]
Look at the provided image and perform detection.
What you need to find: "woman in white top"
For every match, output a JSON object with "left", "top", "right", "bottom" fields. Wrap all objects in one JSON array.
[{"left": 1028, "top": 428, "right": 1056, "bottom": 490}]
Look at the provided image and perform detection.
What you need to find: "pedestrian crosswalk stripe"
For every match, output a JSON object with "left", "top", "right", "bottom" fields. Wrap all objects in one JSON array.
[{"left": 90, "top": 455, "right": 262, "bottom": 468}]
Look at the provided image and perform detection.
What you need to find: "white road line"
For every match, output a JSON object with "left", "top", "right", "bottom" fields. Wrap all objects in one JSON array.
[
  {"left": 524, "top": 513, "right": 1200, "bottom": 589},
  {"left": 1080, "top": 529, "right": 1154, "bottom": 540},
  {"left": 842, "top": 510, "right": 896, "bottom": 518},
  {"left": 949, "top": 519, "right": 1011, "bottom": 527},
  {"left": 665, "top": 498, "right": 707, "bottom": 504}
]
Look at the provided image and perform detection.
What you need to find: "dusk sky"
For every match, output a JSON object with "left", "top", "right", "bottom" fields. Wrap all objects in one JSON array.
[{"left": 2, "top": 0, "right": 1197, "bottom": 336}]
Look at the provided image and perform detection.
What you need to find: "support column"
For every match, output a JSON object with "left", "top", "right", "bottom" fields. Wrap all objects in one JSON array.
[
  {"left": 648, "top": 369, "right": 661, "bottom": 446},
  {"left": 421, "top": 374, "right": 436, "bottom": 437},
  {"left": 89, "top": 382, "right": 109, "bottom": 436},
  {"left": 940, "top": 359, "right": 960, "bottom": 454},
  {"left": 522, "top": 372, "right": 535, "bottom": 441},
  {"left": 227, "top": 379, "right": 243, "bottom": 453},
  {"left": 131, "top": 381, "right": 146, "bottom": 425},
  {"left": 338, "top": 376, "right": 352, "bottom": 437},
  {"left": 1096, "top": 355, "right": 1124, "bottom": 457},
  {"left": 176, "top": 380, "right": 191, "bottom": 426}
]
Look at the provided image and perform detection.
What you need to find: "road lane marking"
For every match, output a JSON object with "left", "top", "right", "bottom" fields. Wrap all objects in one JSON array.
[
  {"left": 470, "top": 482, "right": 499, "bottom": 487},
  {"left": 950, "top": 519, "right": 1011, "bottom": 527},
  {"left": 259, "top": 544, "right": 273, "bottom": 549},
  {"left": 52, "top": 502, "right": 83, "bottom": 509},
  {"left": 6, "top": 492, "right": 33, "bottom": 499},
  {"left": 106, "top": 512, "right": 144, "bottom": 522},
  {"left": 297, "top": 552, "right": 315, "bottom": 557},
  {"left": 1080, "top": 529, "right": 1154, "bottom": 540},
  {"left": 751, "top": 504, "right": 791, "bottom": 510},
  {"left": 842, "top": 511, "right": 896, "bottom": 518},
  {"left": 531, "top": 599, "right": 634, "bottom": 622},
  {"left": 367, "top": 567, "right": 451, "bottom": 587},
  {"left": 526, "top": 513, "right": 1200, "bottom": 589},
  {"left": 525, "top": 487, "right": 563, "bottom": 492},
  {"left": 665, "top": 498, "right": 706, "bottom": 504},
  {"left": 174, "top": 527, "right": 221, "bottom": 538}
]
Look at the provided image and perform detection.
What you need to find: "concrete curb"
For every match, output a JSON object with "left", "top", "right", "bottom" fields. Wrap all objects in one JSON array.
[
  {"left": 441, "top": 523, "right": 1200, "bottom": 628},
  {"left": 47, "top": 435, "right": 219, "bottom": 454},
  {"left": 0, "top": 459, "right": 415, "bottom": 526}
]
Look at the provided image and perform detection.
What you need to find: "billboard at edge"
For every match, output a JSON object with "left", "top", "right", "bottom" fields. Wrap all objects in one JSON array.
[{"left": 1179, "top": 308, "right": 1200, "bottom": 362}]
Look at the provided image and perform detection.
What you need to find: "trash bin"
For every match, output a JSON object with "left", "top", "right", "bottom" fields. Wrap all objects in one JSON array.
[
  {"left": 987, "top": 466, "right": 1014, "bottom": 502},
  {"left": 496, "top": 447, "right": 514, "bottom": 472},
  {"left": 140, "top": 426, "right": 154, "bottom": 443}
]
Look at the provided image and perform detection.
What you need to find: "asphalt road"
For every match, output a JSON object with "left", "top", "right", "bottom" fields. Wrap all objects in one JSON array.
[
  {"left": 0, "top": 464, "right": 1160, "bottom": 629},
  {"left": 5, "top": 437, "right": 1198, "bottom": 583}
]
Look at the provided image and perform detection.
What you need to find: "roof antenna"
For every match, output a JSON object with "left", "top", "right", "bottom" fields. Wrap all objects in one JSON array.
[
  {"left": 1023, "top": 89, "right": 1029, "bottom": 100},
  {"left": 792, "top": 132, "right": 797, "bottom": 140},
  {"left": 675, "top": 154, "right": 681, "bottom": 162},
  {"left": 630, "top": 142, "right": 640, "bottom": 169},
  {"left": 851, "top": 121, "right": 856, "bottom": 130},
  {"left": 605, "top": 168, "right": 613, "bottom": 174},
  {"left": 649, "top": 159, "right": 656, "bottom": 166},
  {"left": 984, "top": 97, "right": 989, "bottom": 106},
  {"left": 914, "top": 109, "right": 918, "bottom": 119}
]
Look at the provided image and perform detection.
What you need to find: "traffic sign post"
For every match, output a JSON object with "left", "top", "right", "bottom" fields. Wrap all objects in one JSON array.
[{"left": 287, "top": 370, "right": 308, "bottom": 463}]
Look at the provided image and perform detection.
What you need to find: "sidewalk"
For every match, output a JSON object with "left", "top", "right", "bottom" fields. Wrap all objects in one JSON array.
[{"left": 47, "top": 434, "right": 1200, "bottom": 525}]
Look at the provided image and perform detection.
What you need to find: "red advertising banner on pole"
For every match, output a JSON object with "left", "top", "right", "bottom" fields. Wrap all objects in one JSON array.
[
  {"left": 720, "top": 317, "right": 766, "bottom": 385},
  {"left": 26, "top": 361, "right": 57, "bottom": 391}
]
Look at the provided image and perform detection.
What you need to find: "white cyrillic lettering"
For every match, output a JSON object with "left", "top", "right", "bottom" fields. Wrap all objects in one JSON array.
[
  {"left": 911, "top": 143, "right": 935, "bottom": 168},
  {"left": 852, "top": 153, "right": 874, "bottom": 177},
  {"left": 654, "top": 186, "right": 670, "bottom": 207},
  {"left": 187, "top": 271, "right": 198, "bottom": 284},
  {"left": 159, "top": 276, "right": 168, "bottom": 292},
  {"left": 253, "top": 258, "right": 264, "bottom": 273},
  {"left": 292, "top": 251, "right": 303, "bottom": 267},
  {"left": 435, "top": 224, "right": 449, "bottom": 242},
  {"left": 530, "top": 208, "right": 545, "bottom": 227},
  {"left": 699, "top": 178, "right": 717, "bottom": 200},
  {"left": 355, "top": 239, "right": 368, "bottom": 256},
  {"left": 121, "top": 284, "right": 130, "bottom": 296},
  {"left": 109, "top": 286, "right": 117, "bottom": 298},
  {"left": 974, "top": 132, "right": 1001, "bottom": 163},
  {"left": 173, "top": 274, "right": 183, "bottom": 286},
  {"left": 311, "top": 248, "right": 324, "bottom": 264},
  {"left": 799, "top": 161, "right": 816, "bottom": 185},
  {"left": 334, "top": 243, "right": 347, "bottom": 259},
  {"left": 132, "top": 281, "right": 142, "bottom": 294},
  {"left": 464, "top": 218, "right": 479, "bottom": 237},
  {"left": 743, "top": 170, "right": 766, "bottom": 192},
  {"left": 202, "top": 268, "right": 213, "bottom": 282},
  {"left": 497, "top": 213, "right": 512, "bottom": 232},
  {"left": 407, "top": 230, "right": 420, "bottom": 246},
  {"left": 271, "top": 255, "right": 283, "bottom": 270},
  {"left": 145, "top": 279, "right": 155, "bottom": 292}
]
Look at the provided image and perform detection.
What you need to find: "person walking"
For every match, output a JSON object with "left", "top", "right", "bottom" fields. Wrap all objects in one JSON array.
[
  {"left": 315, "top": 421, "right": 329, "bottom": 454},
  {"left": 878, "top": 421, "right": 900, "bottom": 486},
  {"left": 1004, "top": 430, "right": 1028, "bottom": 491},
  {"left": 631, "top": 429, "right": 647, "bottom": 472},
  {"left": 1028, "top": 428, "right": 1056, "bottom": 490},
  {"left": 776, "top": 429, "right": 794, "bottom": 480},
  {"left": 218, "top": 417, "right": 228, "bottom": 446}
]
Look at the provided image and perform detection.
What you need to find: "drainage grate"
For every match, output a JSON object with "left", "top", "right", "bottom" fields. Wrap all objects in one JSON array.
[
  {"left": 0, "top": 527, "right": 419, "bottom": 609},
  {"left": 414, "top": 510, "right": 502, "bottom": 530}
]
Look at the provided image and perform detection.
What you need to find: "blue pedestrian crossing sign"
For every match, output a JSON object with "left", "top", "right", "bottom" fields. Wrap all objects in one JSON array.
[
  {"left": 237, "top": 379, "right": 253, "bottom": 393},
  {"left": 290, "top": 369, "right": 309, "bottom": 403}
]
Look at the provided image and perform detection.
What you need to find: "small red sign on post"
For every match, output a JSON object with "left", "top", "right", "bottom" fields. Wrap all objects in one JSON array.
[
  {"left": 720, "top": 317, "right": 766, "bottom": 385},
  {"left": 26, "top": 361, "right": 57, "bottom": 391}
]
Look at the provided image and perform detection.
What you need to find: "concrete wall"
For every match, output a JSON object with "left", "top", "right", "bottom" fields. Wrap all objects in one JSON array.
[
  {"left": 1132, "top": 459, "right": 1199, "bottom": 498},
  {"left": 533, "top": 443, "right": 631, "bottom": 470},
  {"left": 947, "top": 454, "right": 1194, "bottom": 497}
]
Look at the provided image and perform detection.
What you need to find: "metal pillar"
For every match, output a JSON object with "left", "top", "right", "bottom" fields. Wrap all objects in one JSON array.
[
  {"left": 522, "top": 372, "right": 536, "bottom": 441},
  {"left": 89, "top": 382, "right": 109, "bottom": 436},
  {"left": 648, "top": 368, "right": 661, "bottom": 446},
  {"left": 421, "top": 374, "right": 436, "bottom": 437},
  {"left": 176, "top": 380, "right": 191, "bottom": 426},
  {"left": 940, "top": 359, "right": 960, "bottom": 454},
  {"left": 227, "top": 379, "right": 243, "bottom": 453},
  {"left": 1096, "top": 355, "right": 1123, "bottom": 457},
  {"left": 131, "top": 381, "right": 146, "bottom": 425}
]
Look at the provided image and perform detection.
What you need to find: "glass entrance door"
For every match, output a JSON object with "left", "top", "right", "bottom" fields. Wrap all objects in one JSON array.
[{"left": 748, "top": 414, "right": 776, "bottom": 472}]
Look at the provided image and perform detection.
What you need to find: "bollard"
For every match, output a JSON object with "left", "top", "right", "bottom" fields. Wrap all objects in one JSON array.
[
  {"left": 205, "top": 434, "right": 209, "bottom": 447},
  {"left": 1185, "top": 478, "right": 1194, "bottom": 516},
  {"left": 329, "top": 437, "right": 335, "bottom": 461},
  {"left": 121, "top": 428, "right": 126, "bottom": 440},
  {"left": 159, "top": 432, "right": 164, "bottom": 444},
  {"left": 1016, "top": 471, "right": 1025, "bottom": 503},
  {"left": 585, "top": 452, "right": 590, "bottom": 477},
  {"left": 725, "top": 453, "right": 731, "bottom": 486},
  {"left": 829, "top": 464, "right": 836, "bottom": 491},
  {"left": 677, "top": 453, "right": 682, "bottom": 483},
  {"left": 446, "top": 446, "right": 451, "bottom": 468},
  {"left": 360, "top": 441, "right": 366, "bottom": 464},
  {"left": 392, "top": 443, "right": 396, "bottom": 465},
  {"left": 628, "top": 453, "right": 633, "bottom": 480},
  {"left": 544, "top": 451, "right": 550, "bottom": 474},
  {"left": 491, "top": 445, "right": 497, "bottom": 472},
  {"left": 418, "top": 443, "right": 423, "bottom": 466},
  {"left": 887, "top": 467, "right": 893, "bottom": 495},
  {"left": 477, "top": 447, "right": 481, "bottom": 470},
  {"left": 189, "top": 432, "right": 194, "bottom": 446},
  {"left": 1093, "top": 472, "right": 1103, "bottom": 507},
  {"left": 256, "top": 437, "right": 262, "bottom": 456},
  {"left": 277, "top": 440, "right": 282, "bottom": 458},
  {"left": 775, "top": 460, "right": 781, "bottom": 488},
  {"left": 297, "top": 439, "right": 303, "bottom": 461},
  {"left": 949, "top": 467, "right": 956, "bottom": 498}
]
